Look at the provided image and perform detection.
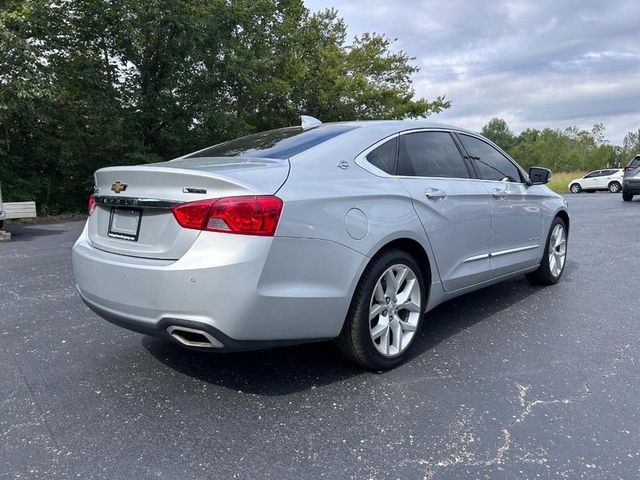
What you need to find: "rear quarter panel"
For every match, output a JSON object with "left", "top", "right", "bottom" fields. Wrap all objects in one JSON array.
[{"left": 275, "top": 132, "right": 442, "bottom": 310}]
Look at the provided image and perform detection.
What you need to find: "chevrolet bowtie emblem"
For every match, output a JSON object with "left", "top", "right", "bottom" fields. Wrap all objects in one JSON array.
[{"left": 111, "top": 181, "right": 128, "bottom": 194}]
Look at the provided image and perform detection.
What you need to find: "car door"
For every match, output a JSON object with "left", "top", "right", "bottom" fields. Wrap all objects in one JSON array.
[
  {"left": 395, "top": 130, "right": 493, "bottom": 292},
  {"left": 457, "top": 133, "right": 544, "bottom": 278},
  {"left": 581, "top": 171, "right": 600, "bottom": 189},
  {"left": 593, "top": 170, "right": 609, "bottom": 189}
]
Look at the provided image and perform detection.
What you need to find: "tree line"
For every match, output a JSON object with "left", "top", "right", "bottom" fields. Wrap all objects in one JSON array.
[
  {"left": 1, "top": 0, "right": 447, "bottom": 214},
  {"left": 2, "top": 1, "right": 638, "bottom": 215},
  {"left": 481, "top": 118, "right": 640, "bottom": 173}
]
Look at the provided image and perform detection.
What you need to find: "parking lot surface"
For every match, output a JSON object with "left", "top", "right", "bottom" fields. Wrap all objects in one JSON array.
[{"left": 1, "top": 194, "right": 639, "bottom": 479}]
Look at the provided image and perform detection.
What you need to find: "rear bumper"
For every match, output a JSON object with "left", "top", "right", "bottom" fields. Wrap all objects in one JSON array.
[
  {"left": 623, "top": 180, "right": 640, "bottom": 195},
  {"left": 72, "top": 222, "right": 367, "bottom": 349}
]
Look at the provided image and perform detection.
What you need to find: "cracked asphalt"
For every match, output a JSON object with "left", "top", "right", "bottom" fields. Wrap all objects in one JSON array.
[{"left": 1, "top": 194, "right": 639, "bottom": 479}]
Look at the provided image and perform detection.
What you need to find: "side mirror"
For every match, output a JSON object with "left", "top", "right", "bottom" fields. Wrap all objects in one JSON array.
[{"left": 528, "top": 167, "right": 551, "bottom": 185}]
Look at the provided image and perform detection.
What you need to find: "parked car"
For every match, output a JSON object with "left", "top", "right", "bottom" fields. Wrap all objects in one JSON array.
[
  {"left": 622, "top": 155, "right": 640, "bottom": 201},
  {"left": 72, "top": 119, "right": 570, "bottom": 369},
  {"left": 568, "top": 169, "right": 624, "bottom": 194}
]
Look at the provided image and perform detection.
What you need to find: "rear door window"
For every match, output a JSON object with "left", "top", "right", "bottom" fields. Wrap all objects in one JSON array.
[{"left": 397, "top": 132, "right": 471, "bottom": 178}]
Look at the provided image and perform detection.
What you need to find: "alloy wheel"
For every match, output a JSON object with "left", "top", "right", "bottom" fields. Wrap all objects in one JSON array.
[
  {"left": 548, "top": 224, "right": 567, "bottom": 278},
  {"left": 369, "top": 264, "right": 421, "bottom": 357}
]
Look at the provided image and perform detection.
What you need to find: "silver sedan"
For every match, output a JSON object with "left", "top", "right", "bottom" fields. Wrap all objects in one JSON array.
[{"left": 72, "top": 119, "right": 569, "bottom": 369}]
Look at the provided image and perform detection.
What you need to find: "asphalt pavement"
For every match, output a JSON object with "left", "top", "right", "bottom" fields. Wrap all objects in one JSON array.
[{"left": 1, "top": 194, "right": 639, "bottom": 479}]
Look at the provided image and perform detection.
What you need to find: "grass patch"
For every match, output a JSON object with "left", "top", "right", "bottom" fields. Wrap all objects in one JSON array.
[{"left": 547, "top": 171, "right": 587, "bottom": 194}]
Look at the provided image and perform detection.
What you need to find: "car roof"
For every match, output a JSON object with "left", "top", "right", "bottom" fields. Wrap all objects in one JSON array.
[{"left": 319, "top": 119, "right": 478, "bottom": 135}]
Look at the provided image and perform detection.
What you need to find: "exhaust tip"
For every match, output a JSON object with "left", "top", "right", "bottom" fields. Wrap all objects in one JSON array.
[{"left": 167, "top": 326, "right": 224, "bottom": 349}]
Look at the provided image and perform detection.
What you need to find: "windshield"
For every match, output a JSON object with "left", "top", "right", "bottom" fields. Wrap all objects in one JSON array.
[{"left": 187, "top": 125, "right": 358, "bottom": 160}]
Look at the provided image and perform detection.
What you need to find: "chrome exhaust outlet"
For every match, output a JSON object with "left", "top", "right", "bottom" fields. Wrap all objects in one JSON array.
[{"left": 167, "top": 326, "right": 224, "bottom": 349}]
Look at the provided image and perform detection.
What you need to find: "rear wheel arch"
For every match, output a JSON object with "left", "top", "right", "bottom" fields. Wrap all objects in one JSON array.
[
  {"left": 555, "top": 210, "right": 570, "bottom": 236},
  {"left": 337, "top": 239, "right": 432, "bottom": 369},
  {"left": 370, "top": 238, "right": 432, "bottom": 292},
  {"left": 344, "top": 237, "right": 433, "bottom": 328}
]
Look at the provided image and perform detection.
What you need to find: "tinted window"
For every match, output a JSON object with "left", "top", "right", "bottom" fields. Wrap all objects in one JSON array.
[
  {"left": 188, "top": 125, "right": 357, "bottom": 159},
  {"left": 366, "top": 137, "right": 397, "bottom": 174},
  {"left": 627, "top": 157, "right": 640, "bottom": 168},
  {"left": 584, "top": 171, "right": 600, "bottom": 178},
  {"left": 397, "top": 132, "right": 470, "bottom": 178},
  {"left": 460, "top": 134, "right": 522, "bottom": 182}
]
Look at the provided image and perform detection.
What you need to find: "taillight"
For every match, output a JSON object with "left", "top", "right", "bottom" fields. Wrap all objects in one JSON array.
[
  {"left": 171, "top": 196, "right": 283, "bottom": 236},
  {"left": 88, "top": 195, "right": 96, "bottom": 215}
]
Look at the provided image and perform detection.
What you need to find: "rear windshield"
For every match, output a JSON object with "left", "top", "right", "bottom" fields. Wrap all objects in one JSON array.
[{"left": 188, "top": 125, "right": 358, "bottom": 159}]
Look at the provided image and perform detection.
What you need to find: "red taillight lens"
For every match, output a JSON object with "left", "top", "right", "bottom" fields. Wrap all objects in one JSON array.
[
  {"left": 88, "top": 195, "right": 96, "bottom": 215},
  {"left": 171, "top": 196, "right": 283, "bottom": 236}
]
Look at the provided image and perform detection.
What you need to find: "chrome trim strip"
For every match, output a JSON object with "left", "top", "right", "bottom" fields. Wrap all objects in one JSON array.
[
  {"left": 93, "top": 195, "right": 179, "bottom": 209},
  {"left": 353, "top": 127, "right": 526, "bottom": 184},
  {"left": 491, "top": 244, "right": 540, "bottom": 257},
  {"left": 463, "top": 253, "right": 490, "bottom": 263},
  {"left": 463, "top": 245, "right": 539, "bottom": 263}
]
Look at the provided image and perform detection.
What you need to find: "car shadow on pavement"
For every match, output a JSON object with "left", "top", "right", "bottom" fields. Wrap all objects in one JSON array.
[
  {"left": 2, "top": 223, "right": 68, "bottom": 242},
  {"left": 143, "top": 274, "right": 551, "bottom": 396}
]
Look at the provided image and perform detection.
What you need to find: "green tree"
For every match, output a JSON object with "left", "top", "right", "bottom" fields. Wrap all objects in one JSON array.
[
  {"left": 0, "top": 0, "right": 449, "bottom": 213},
  {"left": 481, "top": 118, "right": 515, "bottom": 151},
  {"left": 620, "top": 129, "right": 640, "bottom": 162}
]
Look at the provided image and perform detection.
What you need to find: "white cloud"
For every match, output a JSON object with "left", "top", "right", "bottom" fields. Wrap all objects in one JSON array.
[{"left": 304, "top": 0, "right": 640, "bottom": 144}]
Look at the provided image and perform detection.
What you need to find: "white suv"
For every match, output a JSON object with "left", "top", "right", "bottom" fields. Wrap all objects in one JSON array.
[{"left": 568, "top": 169, "right": 624, "bottom": 194}]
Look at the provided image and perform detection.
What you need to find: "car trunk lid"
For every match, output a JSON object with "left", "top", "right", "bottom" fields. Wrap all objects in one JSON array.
[{"left": 88, "top": 157, "right": 289, "bottom": 259}]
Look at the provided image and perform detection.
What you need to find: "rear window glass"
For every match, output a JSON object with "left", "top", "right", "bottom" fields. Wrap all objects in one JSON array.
[{"left": 187, "top": 125, "right": 358, "bottom": 159}]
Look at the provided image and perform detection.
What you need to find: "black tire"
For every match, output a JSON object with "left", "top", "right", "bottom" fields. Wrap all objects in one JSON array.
[
  {"left": 608, "top": 182, "right": 622, "bottom": 193},
  {"left": 336, "top": 249, "right": 426, "bottom": 370},
  {"left": 0, "top": 220, "right": 3, "bottom": 230},
  {"left": 569, "top": 183, "right": 581, "bottom": 194},
  {"left": 622, "top": 190, "right": 633, "bottom": 202},
  {"left": 526, "top": 216, "right": 567, "bottom": 285}
]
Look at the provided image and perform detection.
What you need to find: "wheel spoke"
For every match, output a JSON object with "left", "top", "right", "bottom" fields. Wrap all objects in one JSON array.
[
  {"left": 395, "top": 267, "right": 408, "bottom": 293},
  {"left": 396, "top": 278, "right": 416, "bottom": 304},
  {"left": 398, "top": 300, "right": 420, "bottom": 313},
  {"left": 383, "top": 269, "right": 397, "bottom": 296},
  {"left": 399, "top": 320, "right": 417, "bottom": 332},
  {"left": 371, "top": 322, "right": 388, "bottom": 340},
  {"left": 369, "top": 304, "right": 385, "bottom": 320},
  {"left": 390, "top": 318, "right": 403, "bottom": 353},
  {"left": 380, "top": 327, "right": 390, "bottom": 355},
  {"left": 374, "top": 282, "right": 385, "bottom": 302}
]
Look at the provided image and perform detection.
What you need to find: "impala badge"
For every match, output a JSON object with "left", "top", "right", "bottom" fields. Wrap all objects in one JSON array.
[{"left": 111, "top": 182, "right": 128, "bottom": 194}]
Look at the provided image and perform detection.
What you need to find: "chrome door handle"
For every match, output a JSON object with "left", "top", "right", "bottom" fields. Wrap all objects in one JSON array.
[
  {"left": 425, "top": 188, "right": 447, "bottom": 200},
  {"left": 491, "top": 189, "right": 508, "bottom": 199}
]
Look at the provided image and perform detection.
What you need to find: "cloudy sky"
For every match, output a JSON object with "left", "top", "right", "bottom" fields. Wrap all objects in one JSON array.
[{"left": 304, "top": 0, "right": 640, "bottom": 144}]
